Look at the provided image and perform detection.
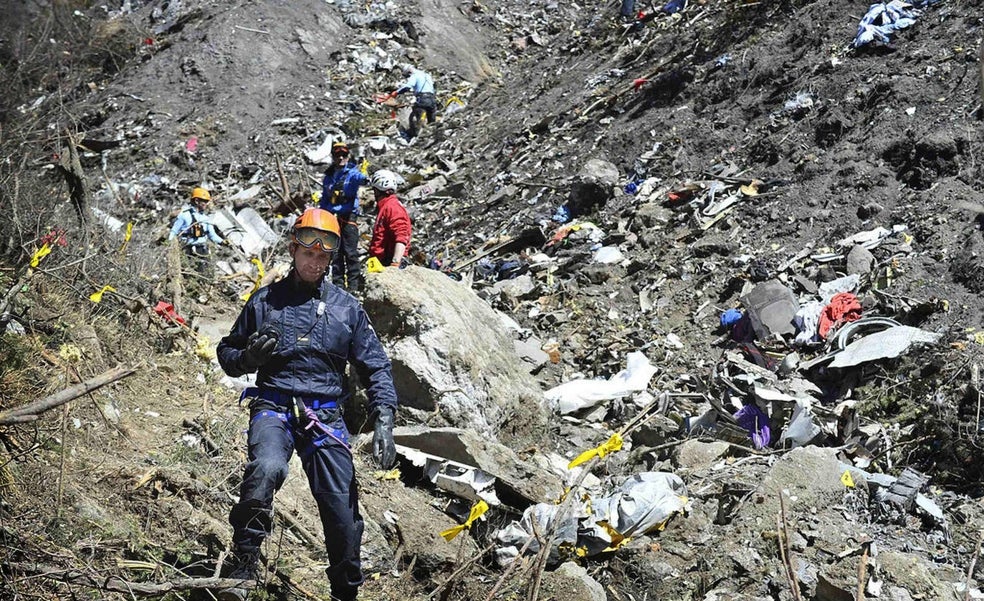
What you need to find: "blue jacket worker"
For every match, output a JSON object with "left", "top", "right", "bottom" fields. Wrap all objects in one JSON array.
[
  {"left": 216, "top": 208, "right": 398, "bottom": 601},
  {"left": 168, "top": 187, "right": 228, "bottom": 255},
  {"left": 319, "top": 141, "right": 368, "bottom": 293},
  {"left": 395, "top": 64, "right": 436, "bottom": 139}
]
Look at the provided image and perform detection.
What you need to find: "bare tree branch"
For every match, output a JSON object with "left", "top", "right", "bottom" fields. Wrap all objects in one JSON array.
[
  {"left": 4, "top": 562, "right": 255, "bottom": 596},
  {"left": 0, "top": 365, "right": 137, "bottom": 425}
]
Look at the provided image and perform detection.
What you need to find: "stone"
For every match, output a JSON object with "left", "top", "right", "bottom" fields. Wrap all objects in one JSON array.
[
  {"left": 568, "top": 158, "right": 619, "bottom": 217},
  {"left": 359, "top": 469, "right": 477, "bottom": 575},
  {"left": 857, "top": 202, "right": 883, "bottom": 219},
  {"left": 491, "top": 273, "right": 536, "bottom": 301},
  {"left": 513, "top": 336, "right": 550, "bottom": 368},
  {"left": 846, "top": 244, "right": 875, "bottom": 275},
  {"left": 70, "top": 323, "right": 104, "bottom": 365},
  {"left": 734, "top": 446, "right": 850, "bottom": 526},
  {"left": 878, "top": 551, "right": 961, "bottom": 600},
  {"left": 364, "top": 267, "right": 548, "bottom": 444},
  {"left": 539, "top": 562, "right": 607, "bottom": 601},
  {"left": 675, "top": 440, "right": 731, "bottom": 470}
]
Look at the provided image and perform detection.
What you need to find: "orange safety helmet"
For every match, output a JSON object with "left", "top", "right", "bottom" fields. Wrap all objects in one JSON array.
[
  {"left": 332, "top": 141, "right": 349, "bottom": 153},
  {"left": 191, "top": 187, "right": 211, "bottom": 202},
  {"left": 292, "top": 208, "right": 341, "bottom": 251}
]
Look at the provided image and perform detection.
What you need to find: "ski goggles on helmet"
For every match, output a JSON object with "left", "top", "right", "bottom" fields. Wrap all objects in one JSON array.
[{"left": 293, "top": 227, "right": 339, "bottom": 252}]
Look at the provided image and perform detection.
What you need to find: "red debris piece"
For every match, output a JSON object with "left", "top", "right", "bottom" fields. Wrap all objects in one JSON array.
[
  {"left": 153, "top": 301, "right": 187, "bottom": 326},
  {"left": 818, "top": 292, "right": 862, "bottom": 338}
]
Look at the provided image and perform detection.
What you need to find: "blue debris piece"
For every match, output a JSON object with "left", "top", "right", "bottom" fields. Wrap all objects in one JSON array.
[
  {"left": 852, "top": 0, "right": 943, "bottom": 48},
  {"left": 551, "top": 204, "right": 572, "bottom": 223},
  {"left": 720, "top": 308, "right": 744, "bottom": 329},
  {"left": 661, "top": 0, "right": 687, "bottom": 14}
]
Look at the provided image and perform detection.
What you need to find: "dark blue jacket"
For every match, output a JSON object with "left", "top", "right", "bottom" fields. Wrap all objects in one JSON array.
[
  {"left": 217, "top": 273, "right": 397, "bottom": 414},
  {"left": 320, "top": 162, "right": 368, "bottom": 216}
]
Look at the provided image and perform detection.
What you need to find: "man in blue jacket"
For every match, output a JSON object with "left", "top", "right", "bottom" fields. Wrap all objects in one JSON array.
[
  {"left": 319, "top": 141, "right": 367, "bottom": 293},
  {"left": 216, "top": 208, "right": 397, "bottom": 601},
  {"left": 168, "top": 187, "right": 229, "bottom": 255},
  {"left": 394, "top": 64, "right": 436, "bottom": 139}
]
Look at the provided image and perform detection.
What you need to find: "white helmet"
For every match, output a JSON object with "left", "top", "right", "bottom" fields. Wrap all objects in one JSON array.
[{"left": 371, "top": 169, "right": 404, "bottom": 194}]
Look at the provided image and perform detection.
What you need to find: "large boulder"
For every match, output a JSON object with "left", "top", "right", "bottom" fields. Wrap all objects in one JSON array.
[
  {"left": 568, "top": 158, "right": 619, "bottom": 217},
  {"left": 734, "top": 446, "right": 848, "bottom": 527},
  {"left": 363, "top": 267, "right": 549, "bottom": 445}
]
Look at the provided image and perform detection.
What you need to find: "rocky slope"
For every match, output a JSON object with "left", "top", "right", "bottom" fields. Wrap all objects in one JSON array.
[{"left": 1, "top": 0, "right": 983, "bottom": 600}]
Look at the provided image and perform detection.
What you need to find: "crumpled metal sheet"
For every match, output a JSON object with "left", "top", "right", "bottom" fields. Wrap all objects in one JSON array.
[
  {"left": 494, "top": 472, "right": 688, "bottom": 564},
  {"left": 395, "top": 444, "right": 500, "bottom": 505},
  {"left": 829, "top": 325, "right": 941, "bottom": 368}
]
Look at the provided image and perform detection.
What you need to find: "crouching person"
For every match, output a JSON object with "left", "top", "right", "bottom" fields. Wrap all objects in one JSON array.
[{"left": 215, "top": 207, "right": 398, "bottom": 601}]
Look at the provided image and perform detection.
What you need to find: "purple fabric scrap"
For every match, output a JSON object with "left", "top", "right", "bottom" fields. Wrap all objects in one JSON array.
[{"left": 734, "top": 404, "right": 771, "bottom": 449}]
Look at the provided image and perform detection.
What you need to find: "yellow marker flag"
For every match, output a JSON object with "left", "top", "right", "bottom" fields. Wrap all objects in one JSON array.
[
  {"left": 89, "top": 285, "right": 117, "bottom": 303},
  {"left": 373, "top": 468, "right": 401, "bottom": 481},
  {"left": 29, "top": 242, "right": 52, "bottom": 268},
  {"left": 195, "top": 335, "right": 216, "bottom": 361},
  {"left": 119, "top": 222, "right": 134, "bottom": 253},
  {"left": 568, "top": 432, "right": 623, "bottom": 469},
  {"left": 253, "top": 257, "right": 266, "bottom": 279},
  {"left": 359, "top": 158, "right": 369, "bottom": 175},
  {"left": 240, "top": 258, "right": 267, "bottom": 301},
  {"left": 439, "top": 500, "right": 489, "bottom": 542},
  {"left": 841, "top": 470, "right": 856, "bottom": 488},
  {"left": 366, "top": 257, "right": 384, "bottom": 273}
]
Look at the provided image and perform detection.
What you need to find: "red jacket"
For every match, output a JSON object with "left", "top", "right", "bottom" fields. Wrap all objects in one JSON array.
[{"left": 369, "top": 194, "right": 412, "bottom": 264}]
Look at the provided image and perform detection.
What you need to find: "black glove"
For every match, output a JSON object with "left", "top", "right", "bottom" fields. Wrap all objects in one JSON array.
[
  {"left": 241, "top": 329, "right": 278, "bottom": 371},
  {"left": 372, "top": 406, "right": 396, "bottom": 469}
]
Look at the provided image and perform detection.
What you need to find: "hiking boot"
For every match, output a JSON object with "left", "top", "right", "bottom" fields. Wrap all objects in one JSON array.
[
  {"left": 331, "top": 588, "right": 358, "bottom": 601},
  {"left": 218, "top": 550, "right": 260, "bottom": 601}
]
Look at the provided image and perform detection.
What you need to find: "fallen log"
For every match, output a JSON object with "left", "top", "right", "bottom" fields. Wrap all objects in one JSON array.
[
  {"left": 3, "top": 561, "right": 253, "bottom": 596},
  {"left": 0, "top": 365, "right": 137, "bottom": 425}
]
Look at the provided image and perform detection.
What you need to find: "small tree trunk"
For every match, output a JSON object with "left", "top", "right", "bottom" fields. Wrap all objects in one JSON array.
[
  {"left": 167, "top": 237, "right": 184, "bottom": 315},
  {"left": 55, "top": 129, "right": 92, "bottom": 226}
]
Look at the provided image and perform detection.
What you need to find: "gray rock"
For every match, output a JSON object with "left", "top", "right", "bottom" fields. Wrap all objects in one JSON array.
[
  {"left": 846, "top": 244, "right": 875, "bottom": 275},
  {"left": 513, "top": 336, "right": 550, "bottom": 368},
  {"left": 734, "top": 446, "right": 848, "bottom": 526},
  {"left": 675, "top": 440, "right": 731, "bottom": 470},
  {"left": 540, "top": 562, "right": 607, "bottom": 601},
  {"left": 70, "top": 324, "right": 104, "bottom": 365},
  {"left": 879, "top": 551, "right": 961, "bottom": 600},
  {"left": 364, "top": 267, "right": 548, "bottom": 444},
  {"left": 582, "top": 263, "right": 623, "bottom": 284},
  {"left": 884, "top": 586, "right": 915, "bottom": 601},
  {"left": 857, "top": 202, "right": 883, "bottom": 219},
  {"left": 633, "top": 202, "right": 672, "bottom": 229},
  {"left": 491, "top": 273, "right": 536, "bottom": 301},
  {"left": 359, "top": 470, "right": 477, "bottom": 575},
  {"left": 816, "top": 572, "right": 854, "bottom": 601},
  {"left": 568, "top": 158, "right": 619, "bottom": 216}
]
